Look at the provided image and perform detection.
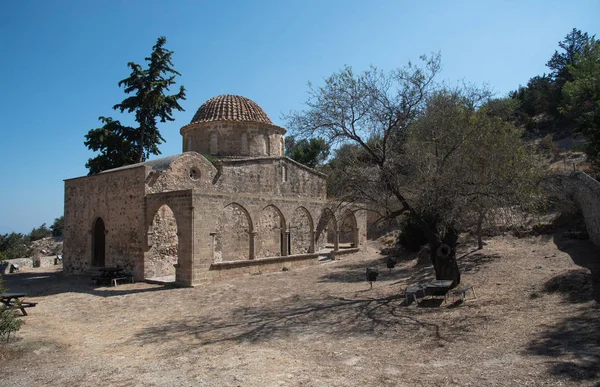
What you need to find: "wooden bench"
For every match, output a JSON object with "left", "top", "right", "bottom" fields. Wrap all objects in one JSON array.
[
  {"left": 111, "top": 276, "right": 134, "bottom": 287},
  {"left": 449, "top": 285, "right": 476, "bottom": 304}
]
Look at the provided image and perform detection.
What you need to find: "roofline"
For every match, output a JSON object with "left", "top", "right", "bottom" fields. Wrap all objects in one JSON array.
[
  {"left": 64, "top": 164, "right": 146, "bottom": 182},
  {"left": 217, "top": 156, "right": 326, "bottom": 178}
]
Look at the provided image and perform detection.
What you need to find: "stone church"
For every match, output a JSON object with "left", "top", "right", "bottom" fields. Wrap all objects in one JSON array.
[{"left": 63, "top": 95, "right": 366, "bottom": 286}]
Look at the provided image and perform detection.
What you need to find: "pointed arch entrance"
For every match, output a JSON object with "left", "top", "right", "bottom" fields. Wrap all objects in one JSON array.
[{"left": 91, "top": 217, "right": 106, "bottom": 267}]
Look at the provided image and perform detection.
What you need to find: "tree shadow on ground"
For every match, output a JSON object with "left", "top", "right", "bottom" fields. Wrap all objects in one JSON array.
[
  {"left": 458, "top": 250, "right": 501, "bottom": 274},
  {"left": 318, "top": 258, "right": 435, "bottom": 286},
  {"left": 525, "top": 305, "right": 600, "bottom": 382},
  {"left": 553, "top": 233, "right": 600, "bottom": 302},
  {"left": 129, "top": 291, "right": 489, "bottom": 357},
  {"left": 1, "top": 270, "right": 173, "bottom": 298}
]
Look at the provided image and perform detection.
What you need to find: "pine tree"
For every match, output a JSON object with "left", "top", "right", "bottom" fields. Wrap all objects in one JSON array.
[{"left": 85, "top": 36, "right": 186, "bottom": 174}]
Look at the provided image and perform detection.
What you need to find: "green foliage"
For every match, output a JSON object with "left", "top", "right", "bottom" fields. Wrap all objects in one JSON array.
[
  {"left": 29, "top": 223, "right": 52, "bottom": 242},
  {"left": 50, "top": 216, "right": 64, "bottom": 237},
  {"left": 85, "top": 36, "right": 186, "bottom": 174},
  {"left": 398, "top": 214, "right": 428, "bottom": 252},
  {"left": 509, "top": 28, "right": 600, "bottom": 143},
  {"left": 0, "top": 278, "right": 22, "bottom": 342},
  {"left": 0, "top": 232, "right": 30, "bottom": 260},
  {"left": 84, "top": 117, "right": 139, "bottom": 174},
  {"left": 560, "top": 38, "right": 600, "bottom": 167},
  {"left": 285, "top": 136, "right": 330, "bottom": 168}
]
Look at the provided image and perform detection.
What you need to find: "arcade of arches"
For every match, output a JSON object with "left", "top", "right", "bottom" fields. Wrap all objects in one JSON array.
[{"left": 63, "top": 94, "right": 367, "bottom": 286}]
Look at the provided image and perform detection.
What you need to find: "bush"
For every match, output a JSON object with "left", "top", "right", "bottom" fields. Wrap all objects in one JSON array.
[
  {"left": 398, "top": 214, "right": 429, "bottom": 252},
  {"left": 0, "top": 233, "right": 30, "bottom": 260},
  {"left": 29, "top": 223, "right": 52, "bottom": 241},
  {"left": 0, "top": 278, "right": 22, "bottom": 342}
]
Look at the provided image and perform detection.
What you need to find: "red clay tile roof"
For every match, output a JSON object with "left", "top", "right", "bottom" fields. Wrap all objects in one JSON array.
[{"left": 191, "top": 95, "right": 273, "bottom": 125}]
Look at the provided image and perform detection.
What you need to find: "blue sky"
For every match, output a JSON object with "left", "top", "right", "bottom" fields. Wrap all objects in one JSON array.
[{"left": 0, "top": 0, "right": 598, "bottom": 234}]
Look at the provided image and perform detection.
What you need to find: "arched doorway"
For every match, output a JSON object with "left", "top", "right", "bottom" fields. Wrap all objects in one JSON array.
[
  {"left": 290, "top": 207, "right": 313, "bottom": 255},
  {"left": 256, "top": 205, "right": 285, "bottom": 258},
  {"left": 146, "top": 204, "right": 179, "bottom": 280},
  {"left": 315, "top": 209, "right": 337, "bottom": 252},
  {"left": 92, "top": 217, "right": 106, "bottom": 267},
  {"left": 215, "top": 203, "right": 252, "bottom": 262},
  {"left": 339, "top": 212, "right": 358, "bottom": 248}
]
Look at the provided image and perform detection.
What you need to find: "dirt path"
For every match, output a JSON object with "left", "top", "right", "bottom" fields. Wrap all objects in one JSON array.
[{"left": 1, "top": 234, "right": 599, "bottom": 386}]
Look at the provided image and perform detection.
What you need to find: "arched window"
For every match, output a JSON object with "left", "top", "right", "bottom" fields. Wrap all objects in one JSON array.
[
  {"left": 241, "top": 133, "right": 248, "bottom": 155},
  {"left": 265, "top": 135, "right": 271, "bottom": 156},
  {"left": 210, "top": 133, "right": 218, "bottom": 155},
  {"left": 280, "top": 138, "right": 284, "bottom": 156}
]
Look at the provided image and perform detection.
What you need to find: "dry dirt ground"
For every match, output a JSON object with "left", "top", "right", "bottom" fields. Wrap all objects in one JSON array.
[{"left": 1, "top": 233, "right": 599, "bottom": 386}]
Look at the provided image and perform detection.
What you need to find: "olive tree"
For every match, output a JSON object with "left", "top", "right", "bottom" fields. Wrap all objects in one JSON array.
[{"left": 286, "top": 55, "right": 540, "bottom": 286}]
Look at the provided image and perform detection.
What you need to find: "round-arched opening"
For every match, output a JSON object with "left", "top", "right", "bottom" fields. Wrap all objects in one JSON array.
[
  {"left": 290, "top": 207, "right": 313, "bottom": 255},
  {"left": 256, "top": 205, "right": 285, "bottom": 258},
  {"left": 215, "top": 203, "right": 252, "bottom": 262},
  {"left": 91, "top": 217, "right": 105, "bottom": 267},
  {"left": 339, "top": 212, "right": 358, "bottom": 248},
  {"left": 315, "top": 209, "right": 337, "bottom": 252},
  {"left": 146, "top": 204, "right": 179, "bottom": 281}
]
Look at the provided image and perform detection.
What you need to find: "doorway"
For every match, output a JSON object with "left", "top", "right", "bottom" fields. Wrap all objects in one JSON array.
[{"left": 92, "top": 217, "right": 106, "bottom": 267}]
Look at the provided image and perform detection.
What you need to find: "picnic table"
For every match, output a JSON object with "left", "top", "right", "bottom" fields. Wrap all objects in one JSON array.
[
  {"left": 425, "top": 280, "right": 454, "bottom": 298},
  {"left": 91, "top": 267, "right": 133, "bottom": 286},
  {"left": 1, "top": 292, "right": 37, "bottom": 316},
  {"left": 405, "top": 280, "right": 455, "bottom": 305}
]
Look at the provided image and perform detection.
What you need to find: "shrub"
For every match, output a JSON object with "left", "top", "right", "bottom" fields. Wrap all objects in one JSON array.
[
  {"left": 0, "top": 278, "right": 23, "bottom": 342},
  {"left": 29, "top": 223, "right": 52, "bottom": 241}
]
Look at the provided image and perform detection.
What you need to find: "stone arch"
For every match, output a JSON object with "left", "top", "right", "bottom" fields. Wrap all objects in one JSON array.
[
  {"left": 91, "top": 217, "right": 105, "bottom": 267},
  {"left": 290, "top": 206, "right": 314, "bottom": 255},
  {"left": 315, "top": 209, "right": 337, "bottom": 251},
  {"left": 339, "top": 211, "right": 358, "bottom": 248},
  {"left": 256, "top": 205, "right": 286, "bottom": 258},
  {"left": 215, "top": 202, "right": 253, "bottom": 262},
  {"left": 145, "top": 204, "right": 179, "bottom": 279}
]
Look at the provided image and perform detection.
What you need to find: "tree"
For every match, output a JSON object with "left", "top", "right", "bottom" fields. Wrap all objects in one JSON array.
[
  {"left": 0, "top": 232, "right": 29, "bottom": 260},
  {"left": 85, "top": 36, "right": 186, "bottom": 174},
  {"left": 547, "top": 28, "right": 597, "bottom": 87},
  {"left": 84, "top": 117, "right": 139, "bottom": 174},
  {"left": 29, "top": 223, "right": 52, "bottom": 241},
  {"left": 50, "top": 216, "right": 64, "bottom": 237},
  {"left": 286, "top": 56, "right": 540, "bottom": 286},
  {"left": 285, "top": 135, "right": 330, "bottom": 168},
  {"left": 560, "top": 37, "right": 600, "bottom": 168}
]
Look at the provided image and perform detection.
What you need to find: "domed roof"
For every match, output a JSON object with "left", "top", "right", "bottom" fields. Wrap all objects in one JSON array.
[{"left": 191, "top": 94, "right": 273, "bottom": 125}]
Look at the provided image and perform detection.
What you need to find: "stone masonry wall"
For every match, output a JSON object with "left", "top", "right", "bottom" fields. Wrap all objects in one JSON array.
[
  {"left": 568, "top": 172, "right": 600, "bottom": 246},
  {"left": 63, "top": 167, "right": 146, "bottom": 276},
  {"left": 216, "top": 158, "right": 327, "bottom": 199}
]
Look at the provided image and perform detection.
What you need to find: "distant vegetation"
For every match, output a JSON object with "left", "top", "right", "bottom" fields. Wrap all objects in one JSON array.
[
  {"left": 509, "top": 28, "right": 600, "bottom": 168},
  {"left": 0, "top": 216, "right": 63, "bottom": 260}
]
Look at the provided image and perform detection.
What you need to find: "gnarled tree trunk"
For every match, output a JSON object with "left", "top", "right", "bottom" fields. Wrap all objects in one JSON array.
[{"left": 428, "top": 227, "right": 460, "bottom": 288}]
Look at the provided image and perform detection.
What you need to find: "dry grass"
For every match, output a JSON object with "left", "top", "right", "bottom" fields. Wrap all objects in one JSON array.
[{"left": 1, "top": 232, "right": 599, "bottom": 386}]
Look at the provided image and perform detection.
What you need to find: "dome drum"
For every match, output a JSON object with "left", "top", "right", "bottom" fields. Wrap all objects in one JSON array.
[{"left": 181, "top": 95, "right": 286, "bottom": 158}]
